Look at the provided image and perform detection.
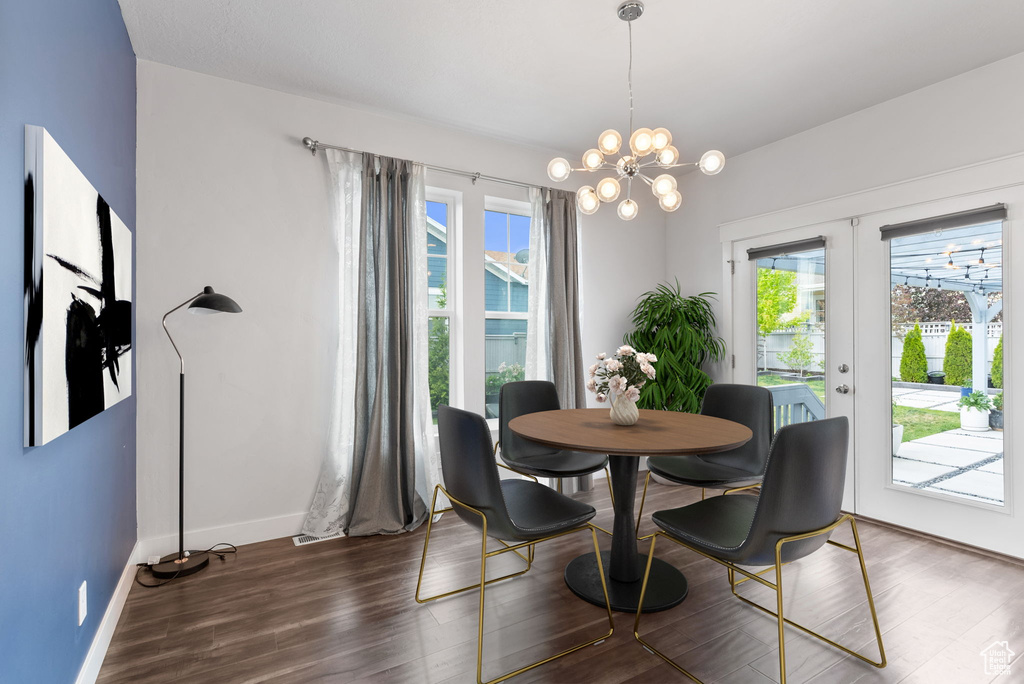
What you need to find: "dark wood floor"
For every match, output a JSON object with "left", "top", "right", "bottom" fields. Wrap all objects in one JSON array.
[{"left": 98, "top": 480, "right": 1024, "bottom": 683}]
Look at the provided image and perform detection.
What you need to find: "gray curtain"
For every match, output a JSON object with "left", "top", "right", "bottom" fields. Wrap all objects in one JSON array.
[
  {"left": 544, "top": 189, "right": 588, "bottom": 490},
  {"left": 545, "top": 188, "right": 586, "bottom": 409},
  {"left": 345, "top": 155, "right": 427, "bottom": 536}
]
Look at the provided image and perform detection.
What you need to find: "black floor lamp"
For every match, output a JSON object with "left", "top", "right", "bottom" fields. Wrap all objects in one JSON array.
[{"left": 154, "top": 286, "right": 242, "bottom": 580}]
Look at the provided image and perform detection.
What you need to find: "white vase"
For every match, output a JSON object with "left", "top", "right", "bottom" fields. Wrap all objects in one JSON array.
[
  {"left": 892, "top": 424, "right": 904, "bottom": 455},
  {"left": 960, "top": 407, "right": 990, "bottom": 432},
  {"left": 609, "top": 395, "right": 640, "bottom": 426}
]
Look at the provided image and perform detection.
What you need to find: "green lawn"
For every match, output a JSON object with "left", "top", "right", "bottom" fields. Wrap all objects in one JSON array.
[
  {"left": 757, "top": 374, "right": 826, "bottom": 403},
  {"left": 893, "top": 405, "right": 961, "bottom": 442}
]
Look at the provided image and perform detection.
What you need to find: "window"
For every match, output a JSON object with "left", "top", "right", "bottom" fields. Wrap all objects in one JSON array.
[
  {"left": 426, "top": 196, "right": 453, "bottom": 420},
  {"left": 483, "top": 202, "right": 530, "bottom": 417}
]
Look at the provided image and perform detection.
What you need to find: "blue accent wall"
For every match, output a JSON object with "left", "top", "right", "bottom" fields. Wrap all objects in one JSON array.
[{"left": 0, "top": 1, "right": 136, "bottom": 682}]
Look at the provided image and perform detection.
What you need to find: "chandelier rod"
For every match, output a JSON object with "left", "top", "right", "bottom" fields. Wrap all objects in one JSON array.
[{"left": 627, "top": 19, "right": 634, "bottom": 139}]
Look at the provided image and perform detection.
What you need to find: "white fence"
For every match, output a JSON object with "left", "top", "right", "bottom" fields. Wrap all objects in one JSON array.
[
  {"left": 760, "top": 322, "right": 1000, "bottom": 379},
  {"left": 760, "top": 328, "right": 825, "bottom": 373},
  {"left": 485, "top": 333, "right": 527, "bottom": 375}
]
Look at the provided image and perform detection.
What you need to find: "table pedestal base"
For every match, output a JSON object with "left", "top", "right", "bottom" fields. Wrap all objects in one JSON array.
[{"left": 564, "top": 551, "right": 688, "bottom": 613}]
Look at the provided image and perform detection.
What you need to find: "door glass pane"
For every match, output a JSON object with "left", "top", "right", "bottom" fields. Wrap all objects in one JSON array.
[
  {"left": 426, "top": 200, "right": 448, "bottom": 309},
  {"left": 755, "top": 248, "right": 826, "bottom": 427},
  {"left": 890, "top": 222, "right": 1004, "bottom": 505}
]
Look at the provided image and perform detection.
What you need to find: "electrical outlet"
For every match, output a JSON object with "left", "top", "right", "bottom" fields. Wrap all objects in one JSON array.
[
  {"left": 78, "top": 581, "right": 87, "bottom": 626},
  {"left": 148, "top": 555, "right": 161, "bottom": 565}
]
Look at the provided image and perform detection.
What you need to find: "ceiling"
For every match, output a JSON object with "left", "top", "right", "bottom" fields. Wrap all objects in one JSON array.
[{"left": 118, "top": 0, "right": 1024, "bottom": 161}]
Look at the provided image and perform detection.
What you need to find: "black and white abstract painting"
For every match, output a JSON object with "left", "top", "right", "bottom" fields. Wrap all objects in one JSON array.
[{"left": 25, "top": 126, "right": 132, "bottom": 447}]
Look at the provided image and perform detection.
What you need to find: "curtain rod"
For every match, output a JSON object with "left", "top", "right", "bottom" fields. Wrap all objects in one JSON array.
[{"left": 300, "top": 137, "right": 539, "bottom": 191}]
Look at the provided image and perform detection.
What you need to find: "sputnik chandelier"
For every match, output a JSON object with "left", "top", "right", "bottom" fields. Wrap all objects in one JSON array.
[{"left": 546, "top": 1, "right": 725, "bottom": 221}]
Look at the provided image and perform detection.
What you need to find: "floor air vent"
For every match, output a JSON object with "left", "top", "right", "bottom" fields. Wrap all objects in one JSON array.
[{"left": 292, "top": 531, "right": 343, "bottom": 546}]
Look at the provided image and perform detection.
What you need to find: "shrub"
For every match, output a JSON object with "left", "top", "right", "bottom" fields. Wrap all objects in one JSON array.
[
  {"left": 899, "top": 323, "right": 928, "bottom": 383},
  {"left": 943, "top": 322, "right": 972, "bottom": 387},
  {"left": 994, "top": 392, "right": 1004, "bottom": 411},
  {"left": 991, "top": 333, "right": 1003, "bottom": 389}
]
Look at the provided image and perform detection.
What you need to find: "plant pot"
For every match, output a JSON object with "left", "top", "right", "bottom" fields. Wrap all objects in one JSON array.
[
  {"left": 892, "top": 424, "right": 903, "bottom": 455},
  {"left": 960, "top": 407, "right": 990, "bottom": 432},
  {"left": 960, "top": 386, "right": 973, "bottom": 398},
  {"left": 609, "top": 395, "right": 639, "bottom": 426},
  {"left": 989, "top": 409, "right": 1004, "bottom": 430},
  {"left": 927, "top": 372, "right": 945, "bottom": 385}
]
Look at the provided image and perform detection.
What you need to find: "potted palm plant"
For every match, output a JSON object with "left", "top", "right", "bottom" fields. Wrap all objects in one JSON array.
[
  {"left": 623, "top": 281, "right": 725, "bottom": 414},
  {"left": 957, "top": 390, "right": 993, "bottom": 432}
]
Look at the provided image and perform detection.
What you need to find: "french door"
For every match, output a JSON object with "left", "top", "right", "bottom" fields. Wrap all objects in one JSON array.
[
  {"left": 730, "top": 221, "right": 856, "bottom": 508},
  {"left": 726, "top": 186, "right": 1022, "bottom": 558}
]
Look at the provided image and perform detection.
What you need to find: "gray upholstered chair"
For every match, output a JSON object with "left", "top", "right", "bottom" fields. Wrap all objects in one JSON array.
[
  {"left": 635, "top": 383, "right": 773, "bottom": 531},
  {"left": 415, "top": 405, "right": 613, "bottom": 684},
  {"left": 498, "top": 380, "right": 614, "bottom": 502},
  {"left": 633, "top": 417, "right": 885, "bottom": 683}
]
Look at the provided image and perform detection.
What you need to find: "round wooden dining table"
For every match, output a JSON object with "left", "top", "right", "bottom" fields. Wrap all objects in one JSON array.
[{"left": 509, "top": 408, "right": 752, "bottom": 613}]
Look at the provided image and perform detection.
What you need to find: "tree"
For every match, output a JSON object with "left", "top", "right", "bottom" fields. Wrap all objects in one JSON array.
[
  {"left": 899, "top": 323, "right": 928, "bottom": 382},
  {"left": 943, "top": 321, "right": 973, "bottom": 387},
  {"left": 778, "top": 334, "right": 817, "bottom": 377},
  {"left": 991, "top": 333, "right": 1003, "bottom": 389},
  {"left": 427, "top": 280, "right": 449, "bottom": 412},
  {"left": 756, "top": 268, "right": 808, "bottom": 371}
]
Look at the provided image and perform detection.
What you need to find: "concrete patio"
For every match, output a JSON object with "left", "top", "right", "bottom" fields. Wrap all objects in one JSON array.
[{"left": 892, "top": 387, "right": 1004, "bottom": 504}]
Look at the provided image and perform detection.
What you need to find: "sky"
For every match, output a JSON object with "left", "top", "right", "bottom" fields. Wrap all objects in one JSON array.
[{"left": 427, "top": 200, "right": 530, "bottom": 255}]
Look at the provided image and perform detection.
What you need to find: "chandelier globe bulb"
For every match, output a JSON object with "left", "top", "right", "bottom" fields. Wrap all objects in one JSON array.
[
  {"left": 596, "top": 177, "right": 621, "bottom": 202},
  {"left": 577, "top": 186, "right": 600, "bottom": 215},
  {"left": 651, "top": 173, "right": 677, "bottom": 197},
  {"left": 630, "top": 128, "right": 655, "bottom": 156},
  {"left": 598, "top": 129, "right": 622, "bottom": 155},
  {"left": 699, "top": 150, "right": 726, "bottom": 175},
  {"left": 656, "top": 145, "right": 679, "bottom": 167},
  {"left": 651, "top": 128, "right": 672, "bottom": 151},
  {"left": 582, "top": 149, "right": 605, "bottom": 171},
  {"left": 617, "top": 198, "right": 639, "bottom": 221},
  {"left": 547, "top": 157, "right": 572, "bottom": 182},
  {"left": 659, "top": 190, "right": 682, "bottom": 212}
]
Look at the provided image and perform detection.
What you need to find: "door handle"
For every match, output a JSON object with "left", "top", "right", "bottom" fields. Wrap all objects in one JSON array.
[{"left": 835, "top": 385, "right": 850, "bottom": 395}]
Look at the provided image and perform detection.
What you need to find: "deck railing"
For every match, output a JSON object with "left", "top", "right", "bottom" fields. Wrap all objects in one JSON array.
[{"left": 767, "top": 383, "right": 826, "bottom": 430}]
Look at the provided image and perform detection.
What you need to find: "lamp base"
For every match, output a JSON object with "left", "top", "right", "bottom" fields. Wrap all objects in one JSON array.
[{"left": 151, "top": 551, "right": 210, "bottom": 579}]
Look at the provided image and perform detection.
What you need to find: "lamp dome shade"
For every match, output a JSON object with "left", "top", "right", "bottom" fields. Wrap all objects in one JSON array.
[{"left": 189, "top": 286, "right": 242, "bottom": 314}]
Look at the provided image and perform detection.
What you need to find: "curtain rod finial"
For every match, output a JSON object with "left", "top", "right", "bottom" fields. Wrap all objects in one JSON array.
[{"left": 302, "top": 137, "right": 319, "bottom": 156}]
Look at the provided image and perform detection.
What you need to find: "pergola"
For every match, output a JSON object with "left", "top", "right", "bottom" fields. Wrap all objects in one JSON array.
[{"left": 890, "top": 222, "right": 1002, "bottom": 392}]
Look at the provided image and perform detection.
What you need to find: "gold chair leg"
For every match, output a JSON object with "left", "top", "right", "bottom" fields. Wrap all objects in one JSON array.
[
  {"left": 636, "top": 516, "right": 886, "bottom": 682},
  {"left": 415, "top": 486, "right": 532, "bottom": 604},
  {"left": 635, "top": 470, "right": 652, "bottom": 535},
  {"left": 633, "top": 533, "right": 702, "bottom": 683},
  {"left": 474, "top": 524, "right": 614, "bottom": 684}
]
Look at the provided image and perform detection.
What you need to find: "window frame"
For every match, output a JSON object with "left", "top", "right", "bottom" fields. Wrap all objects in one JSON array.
[{"left": 426, "top": 188, "right": 462, "bottom": 413}]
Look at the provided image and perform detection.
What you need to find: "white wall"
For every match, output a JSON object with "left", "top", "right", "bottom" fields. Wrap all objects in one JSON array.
[
  {"left": 667, "top": 52, "right": 1024, "bottom": 376},
  {"left": 135, "top": 61, "right": 666, "bottom": 551}
]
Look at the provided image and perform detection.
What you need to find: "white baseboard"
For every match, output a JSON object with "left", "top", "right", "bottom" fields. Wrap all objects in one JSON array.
[
  {"left": 133, "top": 511, "right": 307, "bottom": 563},
  {"left": 75, "top": 543, "right": 138, "bottom": 684}
]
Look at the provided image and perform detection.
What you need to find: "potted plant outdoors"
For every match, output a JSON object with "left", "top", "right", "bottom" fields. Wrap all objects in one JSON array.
[
  {"left": 622, "top": 281, "right": 725, "bottom": 414},
  {"left": 891, "top": 398, "right": 903, "bottom": 455},
  {"left": 990, "top": 392, "right": 1004, "bottom": 430},
  {"left": 957, "top": 390, "right": 993, "bottom": 432},
  {"left": 927, "top": 371, "right": 946, "bottom": 385}
]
